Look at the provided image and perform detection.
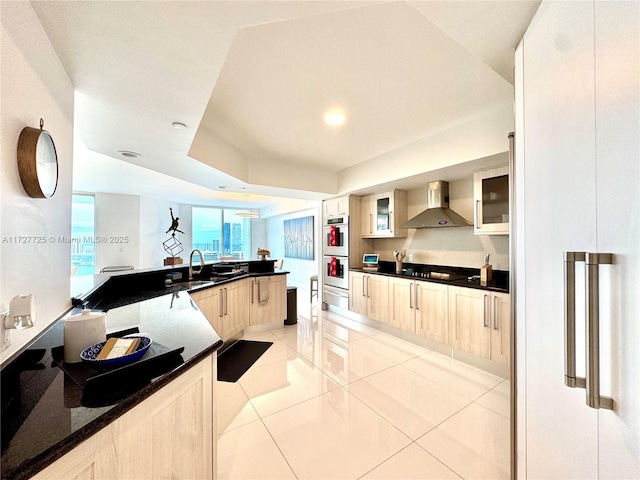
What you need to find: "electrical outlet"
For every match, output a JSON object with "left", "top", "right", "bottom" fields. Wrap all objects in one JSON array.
[{"left": 408, "top": 254, "right": 414, "bottom": 262}]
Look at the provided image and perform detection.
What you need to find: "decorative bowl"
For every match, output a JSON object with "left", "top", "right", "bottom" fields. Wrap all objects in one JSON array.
[{"left": 80, "top": 334, "right": 152, "bottom": 368}]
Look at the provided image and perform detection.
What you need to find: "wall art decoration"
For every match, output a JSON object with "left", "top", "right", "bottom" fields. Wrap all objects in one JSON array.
[{"left": 284, "top": 216, "right": 314, "bottom": 260}]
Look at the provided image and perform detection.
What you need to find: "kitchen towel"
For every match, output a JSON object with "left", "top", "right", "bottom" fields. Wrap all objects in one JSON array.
[
  {"left": 329, "top": 226, "right": 337, "bottom": 246},
  {"left": 330, "top": 257, "right": 337, "bottom": 277},
  {"left": 258, "top": 278, "right": 269, "bottom": 304}
]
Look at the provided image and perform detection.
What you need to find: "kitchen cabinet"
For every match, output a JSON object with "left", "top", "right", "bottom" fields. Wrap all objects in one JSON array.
[
  {"left": 31, "top": 354, "right": 215, "bottom": 480},
  {"left": 323, "top": 195, "right": 349, "bottom": 218},
  {"left": 388, "top": 277, "right": 449, "bottom": 339},
  {"left": 348, "top": 271, "right": 388, "bottom": 323},
  {"left": 191, "top": 278, "right": 248, "bottom": 341},
  {"left": 222, "top": 279, "right": 248, "bottom": 341},
  {"left": 387, "top": 277, "right": 416, "bottom": 333},
  {"left": 473, "top": 165, "right": 509, "bottom": 235},
  {"left": 415, "top": 281, "right": 449, "bottom": 345},
  {"left": 249, "top": 274, "right": 286, "bottom": 326},
  {"left": 516, "top": 1, "right": 639, "bottom": 478},
  {"left": 191, "top": 286, "right": 222, "bottom": 337},
  {"left": 360, "top": 190, "right": 407, "bottom": 238},
  {"left": 448, "top": 286, "right": 509, "bottom": 365}
]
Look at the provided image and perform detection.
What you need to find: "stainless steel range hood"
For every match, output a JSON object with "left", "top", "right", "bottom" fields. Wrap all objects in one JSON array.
[{"left": 401, "top": 181, "right": 471, "bottom": 228}]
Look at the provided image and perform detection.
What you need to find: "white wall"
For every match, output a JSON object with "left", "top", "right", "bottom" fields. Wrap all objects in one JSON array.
[
  {"left": 1, "top": 2, "right": 75, "bottom": 364},
  {"left": 369, "top": 174, "right": 509, "bottom": 270},
  {"left": 256, "top": 208, "right": 319, "bottom": 288},
  {"left": 94, "top": 193, "right": 140, "bottom": 271},
  {"left": 92, "top": 193, "right": 190, "bottom": 271},
  {"left": 139, "top": 198, "right": 190, "bottom": 268}
]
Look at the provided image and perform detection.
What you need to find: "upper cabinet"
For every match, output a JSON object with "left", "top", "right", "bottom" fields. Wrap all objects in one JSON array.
[
  {"left": 360, "top": 190, "right": 407, "bottom": 238},
  {"left": 473, "top": 166, "right": 509, "bottom": 235},
  {"left": 323, "top": 195, "right": 349, "bottom": 218}
]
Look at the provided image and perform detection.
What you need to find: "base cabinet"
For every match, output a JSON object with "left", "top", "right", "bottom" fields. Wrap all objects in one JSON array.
[
  {"left": 387, "top": 277, "right": 416, "bottom": 333},
  {"left": 191, "top": 279, "right": 248, "bottom": 341},
  {"left": 31, "top": 355, "right": 216, "bottom": 480},
  {"left": 448, "top": 286, "right": 509, "bottom": 365},
  {"left": 249, "top": 275, "right": 286, "bottom": 326},
  {"left": 415, "top": 282, "right": 449, "bottom": 344},
  {"left": 388, "top": 278, "right": 448, "bottom": 339},
  {"left": 348, "top": 271, "right": 388, "bottom": 323}
]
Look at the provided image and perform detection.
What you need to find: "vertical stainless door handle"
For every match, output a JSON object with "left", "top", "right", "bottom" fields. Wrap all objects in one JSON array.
[
  {"left": 367, "top": 276, "right": 370, "bottom": 298},
  {"left": 409, "top": 283, "right": 413, "bottom": 309},
  {"left": 475, "top": 200, "right": 481, "bottom": 228},
  {"left": 415, "top": 284, "right": 420, "bottom": 310},
  {"left": 483, "top": 294, "right": 488, "bottom": 327},
  {"left": 585, "top": 253, "right": 614, "bottom": 410},
  {"left": 219, "top": 290, "right": 224, "bottom": 318},
  {"left": 369, "top": 213, "right": 373, "bottom": 234},
  {"left": 493, "top": 296, "right": 499, "bottom": 330},
  {"left": 251, "top": 280, "right": 254, "bottom": 304},
  {"left": 362, "top": 276, "right": 366, "bottom": 298},
  {"left": 564, "top": 252, "right": 586, "bottom": 388}
]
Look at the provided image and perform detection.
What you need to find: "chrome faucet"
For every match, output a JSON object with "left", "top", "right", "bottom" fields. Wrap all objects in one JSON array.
[{"left": 189, "top": 249, "right": 204, "bottom": 280}]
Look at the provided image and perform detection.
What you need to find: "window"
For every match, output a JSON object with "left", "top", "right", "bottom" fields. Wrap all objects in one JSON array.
[
  {"left": 192, "top": 207, "right": 251, "bottom": 262},
  {"left": 71, "top": 194, "right": 95, "bottom": 275}
]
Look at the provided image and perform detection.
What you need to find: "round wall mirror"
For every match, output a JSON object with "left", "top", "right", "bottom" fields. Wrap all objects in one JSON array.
[{"left": 17, "top": 119, "right": 59, "bottom": 198}]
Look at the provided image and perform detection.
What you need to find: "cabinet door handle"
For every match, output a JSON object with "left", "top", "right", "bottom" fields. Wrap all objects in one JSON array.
[
  {"left": 415, "top": 283, "right": 420, "bottom": 310},
  {"left": 483, "top": 294, "right": 488, "bottom": 327},
  {"left": 493, "top": 296, "right": 499, "bottom": 330},
  {"left": 409, "top": 283, "right": 413, "bottom": 309},
  {"left": 585, "top": 253, "right": 614, "bottom": 410},
  {"left": 564, "top": 252, "right": 586, "bottom": 388},
  {"left": 251, "top": 280, "right": 254, "bottom": 304},
  {"left": 367, "top": 276, "right": 370, "bottom": 298},
  {"left": 369, "top": 213, "right": 373, "bottom": 234},
  {"left": 389, "top": 210, "right": 393, "bottom": 233},
  {"left": 224, "top": 288, "right": 228, "bottom": 316},
  {"left": 219, "top": 290, "right": 224, "bottom": 318},
  {"left": 362, "top": 276, "right": 366, "bottom": 298},
  {"left": 475, "top": 200, "right": 480, "bottom": 227}
]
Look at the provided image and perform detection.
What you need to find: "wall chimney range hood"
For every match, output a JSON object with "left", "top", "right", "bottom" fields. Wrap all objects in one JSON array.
[{"left": 401, "top": 181, "right": 471, "bottom": 228}]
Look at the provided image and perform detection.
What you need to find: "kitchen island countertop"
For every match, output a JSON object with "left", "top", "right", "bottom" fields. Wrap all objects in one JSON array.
[{"left": 0, "top": 289, "right": 222, "bottom": 480}]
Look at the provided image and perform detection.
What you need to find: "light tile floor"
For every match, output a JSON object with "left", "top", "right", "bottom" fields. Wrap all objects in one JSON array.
[{"left": 217, "top": 290, "right": 510, "bottom": 480}]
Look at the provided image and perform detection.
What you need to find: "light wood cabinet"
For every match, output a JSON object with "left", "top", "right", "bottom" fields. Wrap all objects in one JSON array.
[
  {"left": 32, "top": 355, "right": 216, "bottom": 480},
  {"left": 191, "top": 279, "right": 248, "bottom": 341},
  {"left": 489, "top": 292, "right": 510, "bottom": 365},
  {"left": 448, "top": 285, "right": 509, "bottom": 364},
  {"left": 223, "top": 279, "right": 248, "bottom": 341},
  {"left": 249, "top": 275, "right": 286, "bottom": 326},
  {"left": 191, "top": 287, "right": 222, "bottom": 336},
  {"left": 348, "top": 271, "right": 389, "bottom": 323},
  {"left": 473, "top": 165, "right": 509, "bottom": 235},
  {"left": 387, "top": 277, "right": 416, "bottom": 333},
  {"left": 323, "top": 195, "right": 349, "bottom": 218},
  {"left": 415, "top": 282, "right": 449, "bottom": 344},
  {"left": 388, "top": 277, "right": 448, "bottom": 339},
  {"left": 360, "top": 190, "right": 407, "bottom": 238}
]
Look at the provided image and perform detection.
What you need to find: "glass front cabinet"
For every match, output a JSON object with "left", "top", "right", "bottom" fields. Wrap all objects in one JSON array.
[
  {"left": 360, "top": 190, "right": 407, "bottom": 238},
  {"left": 473, "top": 166, "right": 509, "bottom": 235}
]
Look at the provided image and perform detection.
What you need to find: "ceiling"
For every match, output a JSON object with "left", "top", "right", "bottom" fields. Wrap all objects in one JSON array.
[{"left": 32, "top": 1, "right": 540, "bottom": 210}]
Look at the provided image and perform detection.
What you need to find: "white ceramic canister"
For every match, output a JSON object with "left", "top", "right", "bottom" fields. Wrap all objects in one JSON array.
[{"left": 64, "top": 309, "right": 107, "bottom": 363}]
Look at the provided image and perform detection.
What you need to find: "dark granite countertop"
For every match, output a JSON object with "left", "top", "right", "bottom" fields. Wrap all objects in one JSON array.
[
  {"left": 1, "top": 286, "right": 227, "bottom": 479},
  {"left": 0, "top": 265, "right": 289, "bottom": 479},
  {"left": 350, "top": 261, "right": 509, "bottom": 293}
]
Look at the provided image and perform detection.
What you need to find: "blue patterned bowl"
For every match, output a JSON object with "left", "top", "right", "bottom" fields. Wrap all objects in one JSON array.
[{"left": 80, "top": 335, "right": 152, "bottom": 368}]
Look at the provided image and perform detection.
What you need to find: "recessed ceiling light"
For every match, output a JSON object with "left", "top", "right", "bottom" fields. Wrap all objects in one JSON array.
[
  {"left": 172, "top": 122, "right": 187, "bottom": 130},
  {"left": 118, "top": 150, "right": 141, "bottom": 158},
  {"left": 324, "top": 110, "right": 346, "bottom": 126},
  {"left": 217, "top": 185, "right": 229, "bottom": 190}
]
